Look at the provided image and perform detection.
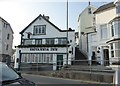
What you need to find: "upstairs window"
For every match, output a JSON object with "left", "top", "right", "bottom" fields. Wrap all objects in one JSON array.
[
  {"left": 114, "top": 21, "right": 120, "bottom": 36},
  {"left": 46, "top": 39, "right": 54, "bottom": 45},
  {"left": 27, "top": 33, "right": 30, "bottom": 39},
  {"left": 3, "top": 22, "right": 7, "bottom": 28},
  {"left": 33, "top": 25, "right": 46, "bottom": 35},
  {"left": 35, "top": 39, "right": 42, "bottom": 45},
  {"left": 88, "top": 8, "right": 92, "bottom": 14},
  {"left": 6, "top": 44, "right": 9, "bottom": 51},
  {"left": 116, "top": 5, "right": 120, "bottom": 14},
  {"left": 7, "top": 34, "right": 10, "bottom": 40},
  {"left": 58, "top": 38, "right": 67, "bottom": 44},
  {"left": 111, "top": 24, "right": 114, "bottom": 37},
  {"left": 100, "top": 24, "right": 108, "bottom": 40}
]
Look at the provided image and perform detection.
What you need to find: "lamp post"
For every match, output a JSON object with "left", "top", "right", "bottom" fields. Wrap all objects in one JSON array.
[{"left": 66, "top": 0, "right": 69, "bottom": 66}]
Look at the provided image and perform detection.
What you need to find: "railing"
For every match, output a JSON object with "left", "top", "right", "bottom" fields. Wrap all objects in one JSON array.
[
  {"left": 12, "top": 59, "right": 120, "bottom": 84},
  {"left": 22, "top": 38, "right": 67, "bottom": 46},
  {"left": 14, "top": 59, "right": 120, "bottom": 72}
]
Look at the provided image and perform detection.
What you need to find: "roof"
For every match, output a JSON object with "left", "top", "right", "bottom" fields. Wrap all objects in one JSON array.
[
  {"left": 106, "top": 38, "right": 120, "bottom": 43},
  {"left": 94, "top": 2, "right": 115, "bottom": 14},
  {"left": 78, "top": 4, "right": 97, "bottom": 22},
  {"left": 0, "top": 17, "right": 14, "bottom": 34},
  {"left": 109, "top": 16, "right": 120, "bottom": 23},
  {"left": 20, "top": 14, "right": 74, "bottom": 34}
]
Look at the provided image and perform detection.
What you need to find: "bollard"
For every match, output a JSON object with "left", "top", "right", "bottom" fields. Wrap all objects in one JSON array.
[{"left": 115, "top": 69, "right": 120, "bottom": 86}]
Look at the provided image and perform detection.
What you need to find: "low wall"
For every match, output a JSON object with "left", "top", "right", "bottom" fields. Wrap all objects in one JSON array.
[{"left": 23, "top": 70, "right": 114, "bottom": 83}]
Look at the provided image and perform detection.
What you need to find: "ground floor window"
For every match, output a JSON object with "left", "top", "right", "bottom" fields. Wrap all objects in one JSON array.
[
  {"left": 110, "top": 42, "right": 120, "bottom": 58},
  {"left": 21, "top": 53, "right": 53, "bottom": 64}
]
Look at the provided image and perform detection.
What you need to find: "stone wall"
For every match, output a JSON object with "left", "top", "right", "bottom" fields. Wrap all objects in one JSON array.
[{"left": 24, "top": 70, "right": 114, "bottom": 83}]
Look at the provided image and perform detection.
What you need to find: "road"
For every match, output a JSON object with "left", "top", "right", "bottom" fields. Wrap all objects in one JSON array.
[{"left": 22, "top": 74, "right": 89, "bottom": 84}]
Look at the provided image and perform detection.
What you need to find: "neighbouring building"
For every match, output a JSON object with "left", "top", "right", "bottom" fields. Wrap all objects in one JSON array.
[
  {"left": 0, "top": 17, "right": 14, "bottom": 65},
  {"left": 88, "top": 0, "right": 120, "bottom": 66},
  {"left": 78, "top": 2, "right": 97, "bottom": 56},
  {"left": 14, "top": 14, "right": 75, "bottom": 70}
]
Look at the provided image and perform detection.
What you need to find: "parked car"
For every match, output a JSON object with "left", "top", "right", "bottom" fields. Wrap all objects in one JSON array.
[{"left": 0, "top": 62, "right": 36, "bottom": 86}]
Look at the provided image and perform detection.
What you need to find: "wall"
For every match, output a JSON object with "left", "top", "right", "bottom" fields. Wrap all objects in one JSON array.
[{"left": 78, "top": 5, "right": 97, "bottom": 54}]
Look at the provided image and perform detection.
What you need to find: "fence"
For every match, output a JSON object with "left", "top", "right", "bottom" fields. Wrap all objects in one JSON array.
[{"left": 13, "top": 59, "right": 120, "bottom": 72}]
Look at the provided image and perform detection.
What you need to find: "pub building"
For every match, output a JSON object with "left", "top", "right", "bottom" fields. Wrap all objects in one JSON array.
[{"left": 14, "top": 14, "right": 75, "bottom": 70}]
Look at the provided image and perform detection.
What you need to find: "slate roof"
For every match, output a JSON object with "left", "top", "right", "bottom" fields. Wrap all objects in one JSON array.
[
  {"left": 94, "top": 2, "right": 115, "bottom": 14},
  {"left": 20, "top": 14, "right": 74, "bottom": 34}
]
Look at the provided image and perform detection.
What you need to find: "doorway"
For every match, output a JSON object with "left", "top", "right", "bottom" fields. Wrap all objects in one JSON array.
[
  {"left": 57, "top": 55, "right": 63, "bottom": 70},
  {"left": 103, "top": 49, "right": 109, "bottom": 66}
]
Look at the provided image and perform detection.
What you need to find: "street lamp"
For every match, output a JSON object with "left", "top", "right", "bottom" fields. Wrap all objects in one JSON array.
[{"left": 66, "top": 0, "right": 69, "bottom": 66}]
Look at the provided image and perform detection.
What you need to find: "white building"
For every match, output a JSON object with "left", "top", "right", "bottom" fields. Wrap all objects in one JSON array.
[
  {"left": 88, "top": 1, "right": 120, "bottom": 66},
  {"left": 78, "top": 2, "right": 97, "bottom": 55},
  {"left": 14, "top": 14, "right": 75, "bottom": 70},
  {"left": 0, "top": 17, "right": 14, "bottom": 64}
]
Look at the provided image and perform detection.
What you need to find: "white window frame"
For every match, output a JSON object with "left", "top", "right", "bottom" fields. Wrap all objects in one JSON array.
[
  {"left": 33, "top": 25, "right": 46, "bottom": 35},
  {"left": 100, "top": 24, "right": 108, "bottom": 40}
]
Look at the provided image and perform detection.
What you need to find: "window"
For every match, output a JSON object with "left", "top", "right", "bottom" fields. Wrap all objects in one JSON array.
[
  {"left": 111, "top": 24, "right": 114, "bottom": 37},
  {"left": 70, "top": 40, "right": 72, "bottom": 43},
  {"left": 27, "top": 34, "right": 30, "bottom": 39},
  {"left": 7, "top": 34, "right": 10, "bottom": 40},
  {"left": 115, "top": 42, "right": 120, "bottom": 49},
  {"left": 111, "top": 43, "right": 113, "bottom": 50},
  {"left": 114, "top": 21, "right": 120, "bottom": 36},
  {"left": 100, "top": 24, "right": 108, "bottom": 39},
  {"left": 88, "top": 8, "right": 92, "bottom": 14},
  {"left": 116, "top": 5, "right": 120, "bottom": 14},
  {"left": 6, "top": 44, "right": 8, "bottom": 50},
  {"left": 33, "top": 25, "right": 46, "bottom": 35},
  {"left": 111, "top": 51, "right": 114, "bottom": 57},
  {"left": 24, "top": 39, "right": 32, "bottom": 45},
  {"left": 91, "top": 33, "right": 96, "bottom": 42},
  {"left": 3, "top": 22, "right": 7, "bottom": 28},
  {"left": 115, "top": 50, "right": 120, "bottom": 57},
  {"left": 46, "top": 39, "right": 54, "bottom": 45},
  {"left": 38, "top": 54, "right": 42, "bottom": 63},
  {"left": 58, "top": 38, "right": 67, "bottom": 44},
  {"left": 110, "top": 43, "right": 114, "bottom": 58},
  {"left": 35, "top": 39, "right": 42, "bottom": 45},
  {"left": 21, "top": 53, "right": 54, "bottom": 64}
]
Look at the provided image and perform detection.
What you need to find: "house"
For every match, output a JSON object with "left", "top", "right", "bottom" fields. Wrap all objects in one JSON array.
[
  {"left": 78, "top": 2, "right": 97, "bottom": 56},
  {"left": 14, "top": 14, "right": 75, "bottom": 70},
  {"left": 88, "top": 0, "right": 120, "bottom": 66},
  {"left": 0, "top": 17, "right": 14, "bottom": 65}
]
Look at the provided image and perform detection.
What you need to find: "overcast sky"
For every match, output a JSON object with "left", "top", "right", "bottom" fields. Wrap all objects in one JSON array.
[{"left": 0, "top": 0, "right": 114, "bottom": 48}]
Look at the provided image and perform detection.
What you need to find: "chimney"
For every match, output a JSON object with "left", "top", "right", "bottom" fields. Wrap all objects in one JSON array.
[
  {"left": 89, "top": 1, "right": 90, "bottom": 5},
  {"left": 43, "top": 14, "right": 49, "bottom": 20}
]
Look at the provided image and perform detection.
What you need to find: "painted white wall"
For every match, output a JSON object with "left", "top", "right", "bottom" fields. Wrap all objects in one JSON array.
[
  {"left": 88, "top": 3, "right": 120, "bottom": 65},
  {"left": 78, "top": 5, "right": 97, "bottom": 54},
  {"left": 96, "top": 8, "right": 116, "bottom": 25},
  {"left": 14, "top": 15, "right": 75, "bottom": 70}
]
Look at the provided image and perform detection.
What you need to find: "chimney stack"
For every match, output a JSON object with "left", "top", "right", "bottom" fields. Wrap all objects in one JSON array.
[
  {"left": 89, "top": 1, "right": 91, "bottom": 5},
  {"left": 43, "top": 14, "right": 49, "bottom": 20}
]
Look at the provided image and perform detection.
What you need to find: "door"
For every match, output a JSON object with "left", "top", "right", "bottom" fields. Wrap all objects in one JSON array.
[
  {"left": 57, "top": 55, "right": 63, "bottom": 70},
  {"left": 103, "top": 49, "right": 109, "bottom": 66}
]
